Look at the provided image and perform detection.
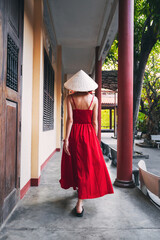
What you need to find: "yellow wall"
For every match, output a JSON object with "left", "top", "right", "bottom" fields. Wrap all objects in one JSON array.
[
  {"left": 63, "top": 74, "right": 68, "bottom": 139},
  {"left": 56, "top": 45, "right": 62, "bottom": 148},
  {"left": 20, "top": 0, "right": 34, "bottom": 189},
  {"left": 20, "top": 0, "right": 63, "bottom": 190}
]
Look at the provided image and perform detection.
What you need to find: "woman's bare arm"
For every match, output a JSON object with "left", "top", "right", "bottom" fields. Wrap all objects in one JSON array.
[
  {"left": 64, "top": 95, "right": 73, "bottom": 155},
  {"left": 92, "top": 97, "right": 98, "bottom": 136}
]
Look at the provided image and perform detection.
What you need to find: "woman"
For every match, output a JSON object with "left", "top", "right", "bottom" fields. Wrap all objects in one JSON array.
[{"left": 59, "top": 70, "right": 114, "bottom": 217}]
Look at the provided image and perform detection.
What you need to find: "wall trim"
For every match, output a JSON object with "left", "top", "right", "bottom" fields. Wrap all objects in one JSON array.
[
  {"left": 20, "top": 179, "right": 31, "bottom": 199},
  {"left": 20, "top": 148, "right": 60, "bottom": 199},
  {"left": 31, "top": 176, "right": 41, "bottom": 186},
  {"left": 40, "top": 148, "right": 57, "bottom": 171}
]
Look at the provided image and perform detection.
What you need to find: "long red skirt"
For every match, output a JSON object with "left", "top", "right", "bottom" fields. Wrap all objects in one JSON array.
[{"left": 59, "top": 109, "right": 114, "bottom": 199}]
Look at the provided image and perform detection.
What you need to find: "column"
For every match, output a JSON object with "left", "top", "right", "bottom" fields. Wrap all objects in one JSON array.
[
  {"left": 114, "top": 92, "right": 118, "bottom": 138},
  {"left": 110, "top": 109, "right": 112, "bottom": 130},
  {"left": 114, "top": 106, "right": 118, "bottom": 138},
  {"left": 95, "top": 47, "right": 102, "bottom": 142},
  {"left": 56, "top": 45, "right": 62, "bottom": 150},
  {"left": 114, "top": 0, "right": 135, "bottom": 187},
  {"left": 31, "top": 0, "right": 43, "bottom": 186},
  {"left": 63, "top": 74, "right": 68, "bottom": 140}
]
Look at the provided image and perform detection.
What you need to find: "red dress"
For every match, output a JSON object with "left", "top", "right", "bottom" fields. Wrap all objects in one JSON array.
[{"left": 59, "top": 95, "right": 114, "bottom": 199}]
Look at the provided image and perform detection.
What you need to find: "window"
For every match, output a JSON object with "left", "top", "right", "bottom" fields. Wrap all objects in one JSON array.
[
  {"left": 101, "top": 108, "right": 115, "bottom": 130},
  {"left": 43, "top": 49, "right": 54, "bottom": 131},
  {"left": 6, "top": 35, "right": 19, "bottom": 91}
]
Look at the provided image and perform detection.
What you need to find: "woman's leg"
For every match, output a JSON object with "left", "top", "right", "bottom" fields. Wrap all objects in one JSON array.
[{"left": 76, "top": 198, "right": 83, "bottom": 213}]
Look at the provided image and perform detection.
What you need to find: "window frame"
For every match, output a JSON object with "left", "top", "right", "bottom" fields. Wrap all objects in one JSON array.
[{"left": 43, "top": 48, "right": 54, "bottom": 131}]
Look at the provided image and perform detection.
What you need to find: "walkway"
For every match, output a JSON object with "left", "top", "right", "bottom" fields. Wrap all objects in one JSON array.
[{"left": 0, "top": 146, "right": 160, "bottom": 239}]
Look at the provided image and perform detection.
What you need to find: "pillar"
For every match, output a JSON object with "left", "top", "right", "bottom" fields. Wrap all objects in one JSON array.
[
  {"left": 63, "top": 74, "right": 68, "bottom": 139},
  {"left": 114, "top": 106, "right": 118, "bottom": 138},
  {"left": 110, "top": 109, "right": 112, "bottom": 130},
  {"left": 95, "top": 47, "right": 102, "bottom": 142},
  {"left": 114, "top": 0, "right": 135, "bottom": 187},
  {"left": 31, "top": 0, "right": 43, "bottom": 185},
  {"left": 56, "top": 45, "right": 62, "bottom": 150},
  {"left": 114, "top": 92, "right": 118, "bottom": 138}
]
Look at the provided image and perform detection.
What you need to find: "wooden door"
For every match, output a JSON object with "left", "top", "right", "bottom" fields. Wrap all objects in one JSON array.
[{"left": 0, "top": 0, "right": 23, "bottom": 225}]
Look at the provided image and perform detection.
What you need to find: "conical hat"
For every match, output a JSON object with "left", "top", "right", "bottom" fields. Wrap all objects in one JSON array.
[{"left": 64, "top": 70, "right": 98, "bottom": 92}]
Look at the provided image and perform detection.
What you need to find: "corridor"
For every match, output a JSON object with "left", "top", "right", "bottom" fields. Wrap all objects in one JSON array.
[{"left": 0, "top": 151, "right": 160, "bottom": 240}]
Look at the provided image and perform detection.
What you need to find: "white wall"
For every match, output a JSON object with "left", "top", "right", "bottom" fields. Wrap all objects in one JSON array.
[
  {"left": 20, "top": 0, "right": 34, "bottom": 189},
  {"left": 21, "top": 0, "right": 59, "bottom": 189},
  {"left": 38, "top": 47, "right": 57, "bottom": 166}
]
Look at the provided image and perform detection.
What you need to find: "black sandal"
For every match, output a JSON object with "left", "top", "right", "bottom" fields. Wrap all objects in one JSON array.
[{"left": 74, "top": 206, "right": 84, "bottom": 217}]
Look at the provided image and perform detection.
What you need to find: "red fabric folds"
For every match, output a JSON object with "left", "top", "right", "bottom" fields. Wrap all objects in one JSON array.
[{"left": 59, "top": 109, "right": 114, "bottom": 199}]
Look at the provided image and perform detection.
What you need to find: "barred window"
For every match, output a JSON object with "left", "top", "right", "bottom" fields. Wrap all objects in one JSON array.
[
  {"left": 6, "top": 35, "right": 19, "bottom": 91},
  {"left": 43, "top": 49, "right": 54, "bottom": 131}
]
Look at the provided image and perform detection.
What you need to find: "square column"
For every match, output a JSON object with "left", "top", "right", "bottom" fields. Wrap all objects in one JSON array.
[
  {"left": 31, "top": 0, "right": 43, "bottom": 185},
  {"left": 56, "top": 45, "right": 62, "bottom": 150},
  {"left": 95, "top": 47, "right": 102, "bottom": 142}
]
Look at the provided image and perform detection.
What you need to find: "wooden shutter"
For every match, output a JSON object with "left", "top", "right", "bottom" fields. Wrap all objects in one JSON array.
[{"left": 43, "top": 49, "right": 54, "bottom": 131}]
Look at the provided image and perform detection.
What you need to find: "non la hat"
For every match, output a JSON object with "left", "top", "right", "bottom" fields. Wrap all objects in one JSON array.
[{"left": 64, "top": 70, "right": 98, "bottom": 92}]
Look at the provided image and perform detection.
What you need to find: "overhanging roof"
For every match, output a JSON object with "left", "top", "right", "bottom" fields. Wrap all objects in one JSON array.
[{"left": 43, "top": 0, "right": 118, "bottom": 75}]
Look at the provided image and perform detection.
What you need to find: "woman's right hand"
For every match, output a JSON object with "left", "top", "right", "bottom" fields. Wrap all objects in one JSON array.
[{"left": 64, "top": 139, "right": 70, "bottom": 156}]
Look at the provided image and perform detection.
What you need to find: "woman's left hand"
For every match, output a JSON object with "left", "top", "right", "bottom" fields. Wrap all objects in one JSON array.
[{"left": 64, "top": 139, "right": 70, "bottom": 156}]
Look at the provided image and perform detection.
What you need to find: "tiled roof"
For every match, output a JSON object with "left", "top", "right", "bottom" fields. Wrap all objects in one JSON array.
[{"left": 102, "top": 70, "right": 117, "bottom": 91}]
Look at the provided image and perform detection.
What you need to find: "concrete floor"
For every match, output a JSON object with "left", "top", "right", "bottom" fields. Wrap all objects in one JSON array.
[
  {"left": 0, "top": 146, "right": 160, "bottom": 239},
  {"left": 101, "top": 132, "right": 160, "bottom": 175}
]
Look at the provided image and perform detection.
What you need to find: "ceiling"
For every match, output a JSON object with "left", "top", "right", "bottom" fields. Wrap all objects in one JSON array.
[{"left": 43, "top": 0, "right": 118, "bottom": 76}]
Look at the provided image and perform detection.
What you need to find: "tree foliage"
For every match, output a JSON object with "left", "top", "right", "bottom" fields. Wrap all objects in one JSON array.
[
  {"left": 133, "top": 0, "right": 160, "bottom": 135},
  {"left": 137, "top": 43, "right": 160, "bottom": 136},
  {"left": 102, "top": 39, "right": 118, "bottom": 70},
  {"left": 103, "top": 0, "right": 160, "bottom": 137}
]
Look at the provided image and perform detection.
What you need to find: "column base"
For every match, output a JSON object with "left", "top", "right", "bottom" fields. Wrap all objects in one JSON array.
[{"left": 114, "top": 178, "right": 135, "bottom": 188}]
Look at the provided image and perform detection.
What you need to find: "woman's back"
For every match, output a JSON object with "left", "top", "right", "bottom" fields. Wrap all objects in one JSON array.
[
  {"left": 60, "top": 91, "right": 114, "bottom": 199},
  {"left": 70, "top": 92, "right": 95, "bottom": 110}
]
